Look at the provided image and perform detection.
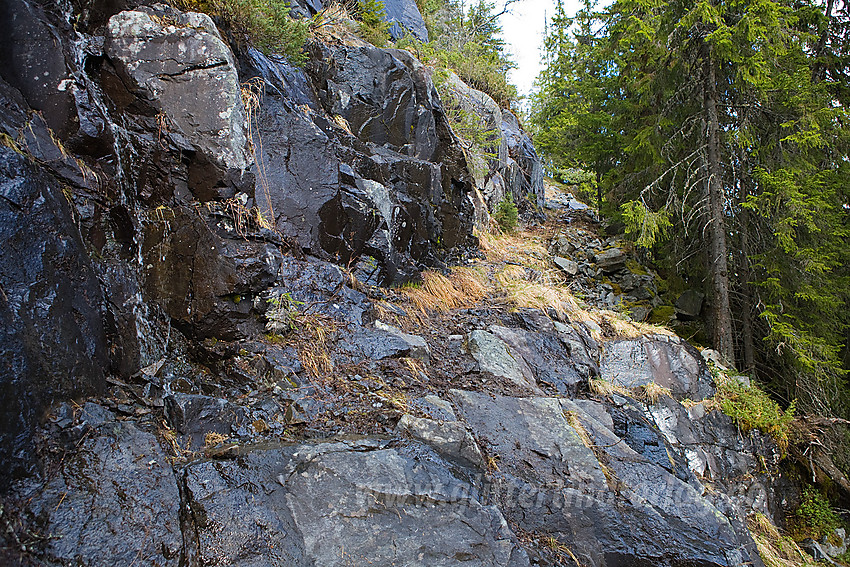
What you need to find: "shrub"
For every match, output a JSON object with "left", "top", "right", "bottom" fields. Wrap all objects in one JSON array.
[
  {"left": 174, "top": 0, "right": 309, "bottom": 63},
  {"left": 494, "top": 194, "right": 518, "bottom": 232},
  {"left": 354, "top": 0, "right": 391, "bottom": 47},
  {"left": 793, "top": 488, "right": 841, "bottom": 540},
  {"left": 714, "top": 374, "right": 796, "bottom": 451}
]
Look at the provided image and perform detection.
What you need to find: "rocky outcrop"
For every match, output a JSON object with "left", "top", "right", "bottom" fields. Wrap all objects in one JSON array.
[
  {"left": 246, "top": 44, "right": 476, "bottom": 285},
  {"left": 105, "top": 7, "right": 251, "bottom": 173},
  {"left": 437, "top": 72, "right": 545, "bottom": 220},
  {"left": 0, "top": 2, "right": 802, "bottom": 566}
]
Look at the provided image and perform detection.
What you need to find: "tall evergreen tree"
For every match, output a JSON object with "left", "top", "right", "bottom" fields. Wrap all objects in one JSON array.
[{"left": 532, "top": 0, "right": 850, "bottom": 417}]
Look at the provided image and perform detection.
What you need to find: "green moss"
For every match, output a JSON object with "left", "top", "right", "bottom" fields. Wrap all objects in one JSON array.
[
  {"left": 714, "top": 374, "right": 795, "bottom": 451},
  {"left": 649, "top": 305, "right": 675, "bottom": 324},
  {"left": 175, "top": 0, "right": 309, "bottom": 63},
  {"left": 624, "top": 259, "right": 648, "bottom": 275}
]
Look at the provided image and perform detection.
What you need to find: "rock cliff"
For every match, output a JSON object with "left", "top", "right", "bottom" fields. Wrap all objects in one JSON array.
[{"left": 0, "top": 1, "right": 799, "bottom": 566}]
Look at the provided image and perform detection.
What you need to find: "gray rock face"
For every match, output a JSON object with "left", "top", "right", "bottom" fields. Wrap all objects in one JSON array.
[
  {"left": 601, "top": 337, "right": 714, "bottom": 401},
  {"left": 453, "top": 390, "right": 764, "bottom": 567},
  {"left": 0, "top": 146, "right": 107, "bottom": 486},
  {"left": 489, "top": 324, "right": 586, "bottom": 395},
  {"left": 105, "top": 7, "right": 251, "bottom": 173},
  {"left": 184, "top": 440, "right": 529, "bottom": 566},
  {"left": 467, "top": 329, "right": 537, "bottom": 391},
  {"left": 383, "top": 0, "right": 429, "bottom": 41},
  {"left": 500, "top": 110, "right": 545, "bottom": 212},
  {"left": 453, "top": 390, "right": 607, "bottom": 490}
]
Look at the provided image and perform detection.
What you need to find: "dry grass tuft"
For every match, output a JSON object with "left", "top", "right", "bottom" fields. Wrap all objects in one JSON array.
[
  {"left": 594, "top": 310, "right": 675, "bottom": 339},
  {"left": 564, "top": 410, "right": 594, "bottom": 449},
  {"left": 634, "top": 381, "right": 673, "bottom": 405},
  {"left": 400, "top": 268, "right": 489, "bottom": 315},
  {"left": 748, "top": 514, "right": 818, "bottom": 567},
  {"left": 204, "top": 432, "right": 229, "bottom": 447},
  {"left": 589, "top": 378, "right": 631, "bottom": 398},
  {"left": 309, "top": 3, "right": 363, "bottom": 45},
  {"left": 477, "top": 229, "right": 549, "bottom": 270}
]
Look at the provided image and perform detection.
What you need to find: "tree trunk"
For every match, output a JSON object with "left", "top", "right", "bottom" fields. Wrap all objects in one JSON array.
[
  {"left": 740, "top": 207, "right": 756, "bottom": 374},
  {"left": 704, "top": 49, "right": 735, "bottom": 366}
]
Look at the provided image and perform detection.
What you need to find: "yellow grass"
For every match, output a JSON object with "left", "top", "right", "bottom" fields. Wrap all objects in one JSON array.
[
  {"left": 635, "top": 381, "right": 673, "bottom": 404},
  {"left": 589, "top": 378, "right": 630, "bottom": 398},
  {"left": 564, "top": 410, "right": 594, "bottom": 449},
  {"left": 400, "top": 268, "right": 489, "bottom": 315},
  {"left": 748, "top": 514, "right": 818, "bottom": 567}
]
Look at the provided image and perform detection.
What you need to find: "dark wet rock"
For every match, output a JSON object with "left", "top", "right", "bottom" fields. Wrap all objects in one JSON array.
[
  {"left": 275, "top": 255, "right": 370, "bottom": 324},
  {"left": 397, "top": 414, "right": 484, "bottom": 467},
  {"left": 141, "top": 206, "right": 266, "bottom": 340},
  {"left": 105, "top": 6, "right": 251, "bottom": 173},
  {"left": 676, "top": 289, "right": 705, "bottom": 320},
  {"left": 165, "top": 393, "right": 247, "bottom": 449},
  {"left": 247, "top": 46, "right": 475, "bottom": 285},
  {"left": 0, "top": 146, "right": 108, "bottom": 486},
  {"left": 22, "top": 421, "right": 182, "bottom": 566},
  {"left": 350, "top": 320, "right": 431, "bottom": 362},
  {"left": 601, "top": 337, "right": 714, "bottom": 401},
  {"left": 0, "top": 0, "right": 77, "bottom": 137},
  {"left": 183, "top": 440, "right": 530, "bottom": 566},
  {"left": 383, "top": 0, "right": 429, "bottom": 41}
]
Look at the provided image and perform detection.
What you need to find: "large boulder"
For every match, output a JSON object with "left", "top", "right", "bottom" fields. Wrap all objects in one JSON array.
[
  {"left": 0, "top": 147, "right": 108, "bottom": 486},
  {"left": 105, "top": 6, "right": 251, "bottom": 193}
]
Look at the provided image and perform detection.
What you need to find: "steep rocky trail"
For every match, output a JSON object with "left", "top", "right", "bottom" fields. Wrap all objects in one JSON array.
[
  {"left": 0, "top": 1, "right": 804, "bottom": 566},
  {"left": 2, "top": 187, "right": 785, "bottom": 567}
]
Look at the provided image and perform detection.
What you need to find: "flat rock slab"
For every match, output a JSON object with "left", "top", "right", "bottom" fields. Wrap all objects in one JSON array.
[
  {"left": 185, "top": 440, "right": 530, "bottom": 566},
  {"left": 451, "top": 390, "right": 607, "bottom": 490},
  {"left": 490, "top": 324, "right": 587, "bottom": 395},
  {"left": 397, "top": 414, "right": 484, "bottom": 468}
]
